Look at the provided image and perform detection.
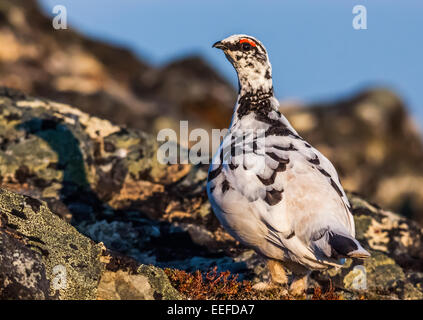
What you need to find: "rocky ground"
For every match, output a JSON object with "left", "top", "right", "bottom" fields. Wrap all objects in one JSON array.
[{"left": 0, "top": 89, "right": 422, "bottom": 300}]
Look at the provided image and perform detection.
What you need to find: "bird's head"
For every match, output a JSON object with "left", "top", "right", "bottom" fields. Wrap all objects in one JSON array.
[{"left": 213, "top": 34, "right": 272, "bottom": 95}]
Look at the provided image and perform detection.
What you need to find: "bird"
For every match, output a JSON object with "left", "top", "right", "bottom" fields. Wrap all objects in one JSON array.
[{"left": 207, "top": 34, "right": 370, "bottom": 295}]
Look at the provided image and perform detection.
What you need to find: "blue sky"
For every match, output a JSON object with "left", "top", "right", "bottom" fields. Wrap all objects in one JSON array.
[{"left": 39, "top": 0, "right": 423, "bottom": 130}]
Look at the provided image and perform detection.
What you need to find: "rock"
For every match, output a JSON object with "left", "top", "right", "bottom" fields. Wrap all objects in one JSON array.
[
  {"left": 97, "top": 253, "right": 182, "bottom": 300},
  {"left": 0, "top": 88, "right": 422, "bottom": 299},
  {"left": 136, "top": 56, "right": 235, "bottom": 131},
  {"left": 0, "top": 89, "right": 225, "bottom": 276},
  {"left": 0, "top": 187, "right": 181, "bottom": 300},
  {"left": 1, "top": 87, "right": 423, "bottom": 299},
  {"left": 0, "top": 88, "right": 423, "bottom": 299},
  {"left": 0, "top": 187, "right": 104, "bottom": 299},
  {"left": 0, "top": 88, "right": 190, "bottom": 222},
  {"left": 0, "top": 228, "right": 50, "bottom": 299}
]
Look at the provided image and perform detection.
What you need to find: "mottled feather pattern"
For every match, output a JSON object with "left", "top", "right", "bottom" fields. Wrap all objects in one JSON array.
[{"left": 208, "top": 34, "right": 369, "bottom": 272}]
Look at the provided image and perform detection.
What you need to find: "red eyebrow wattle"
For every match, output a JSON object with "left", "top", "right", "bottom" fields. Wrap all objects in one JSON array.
[{"left": 239, "top": 39, "right": 256, "bottom": 47}]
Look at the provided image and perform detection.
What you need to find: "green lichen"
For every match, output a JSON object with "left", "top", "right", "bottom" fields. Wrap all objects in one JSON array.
[
  {"left": 401, "top": 283, "right": 423, "bottom": 300},
  {"left": 363, "top": 251, "right": 405, "bottom": 291},
  {"left": 137, "top": 265, "right": 183, "bottom": 300},
  {"left": 0, "top": 188, "right": 104, "bottom": 299},
  {"left": 353, "top": 215, "right": 373, "bottom": 240}
]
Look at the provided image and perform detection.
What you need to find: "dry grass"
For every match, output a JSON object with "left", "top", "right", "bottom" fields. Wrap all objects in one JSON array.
[
  {"left": 164, "top": 266, "right": 253, "bottom": 300},
  {"left": 165, "top": 267, "right": 342, "bottom": 300},
  {"left": 311, "top": 280, "right": 341, "bottom": 300}
]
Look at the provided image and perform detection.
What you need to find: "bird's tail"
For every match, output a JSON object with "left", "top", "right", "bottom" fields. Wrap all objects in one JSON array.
[{"left": 312, "top": 229, "right": 370, "bottom": 260}]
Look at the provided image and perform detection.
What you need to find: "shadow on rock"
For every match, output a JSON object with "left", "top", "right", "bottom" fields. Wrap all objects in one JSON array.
[{"left": 17, "top": 118, "right": 107, "bottom": 224}]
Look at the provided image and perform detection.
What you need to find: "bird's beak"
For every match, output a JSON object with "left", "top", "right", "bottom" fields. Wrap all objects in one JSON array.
[{"left": 212, "top": 40, "right": 227, "bottom": 50}]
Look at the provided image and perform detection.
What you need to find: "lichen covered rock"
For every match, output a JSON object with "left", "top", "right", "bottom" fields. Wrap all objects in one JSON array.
[
  {"left": 0, "top": 88, "right": 422, "bottom": 300},
  {"left": 0, "top": 188, "right": 104, "bottom": 299},
  {"left": 0, "top": 228, "right": 50, "bottom": 299},
  {"left": 0, "top": 187, "right": 181, "bottom": 300},
  {"left": 0, "top": 87, "right": 190, "bottom": 223},
  {"left": 97, "top": 255, "right": 182, "bottom": 300}
]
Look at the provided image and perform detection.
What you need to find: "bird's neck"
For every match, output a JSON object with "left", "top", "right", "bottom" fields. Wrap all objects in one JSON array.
[
  {"left": 229, "top": 63, "right": 277, "bottom": 128},
  {"left": 230, "top": 84, "right": 276, "bottom": 129},
  {"left": 237, "top": 65, "right": 273, "bottom": 97}
]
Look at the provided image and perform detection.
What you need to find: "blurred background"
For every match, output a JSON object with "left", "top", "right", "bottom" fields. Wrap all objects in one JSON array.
[
  {"left": 1, "top": 0, "right": 423, "bottom": 224},
  {"left": 38, "top": 0, "right": 423, "bottom": 129}
]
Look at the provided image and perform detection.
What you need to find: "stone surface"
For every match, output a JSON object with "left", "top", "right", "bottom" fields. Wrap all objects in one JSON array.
[
  {"left": 0, "top": 186, "right": 181, "bottom": 300},
  {"left": 0, "top": 187, "right": 103, "bottom": 300},
  {"left": 97, "top": 253, "right": 182, "bottom": 300},
  {"left": 0, "top": 89, "right": 422, "bottom": 299},
  {"left": 0, "top": 228, "right": 50, "bottom": 299}
]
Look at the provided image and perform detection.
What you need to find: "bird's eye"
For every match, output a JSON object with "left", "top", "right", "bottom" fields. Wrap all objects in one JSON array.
[{"left": 241, "top": 42, "right": 252, "bottom": 51}]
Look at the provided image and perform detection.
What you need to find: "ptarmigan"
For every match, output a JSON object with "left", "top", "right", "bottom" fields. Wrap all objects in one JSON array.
[{"left": 207, "top": 34, "right": 370, "bottom": 295}]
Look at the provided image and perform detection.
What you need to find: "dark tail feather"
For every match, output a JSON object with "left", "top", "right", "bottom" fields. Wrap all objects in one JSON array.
[
  {"left": 328, "top": 233, "right": 370, "bottom": 259},
  {"left": 312, "top": 229, "right": 370, "bottom": 259}
]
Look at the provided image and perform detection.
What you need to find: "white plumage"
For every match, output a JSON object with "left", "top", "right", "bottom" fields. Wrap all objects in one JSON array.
[{"left": 208, "top": 34, "right": 370, "bottom": 294}]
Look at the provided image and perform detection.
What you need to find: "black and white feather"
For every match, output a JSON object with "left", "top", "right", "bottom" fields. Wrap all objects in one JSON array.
[{"left": 208, "top": 34, "right": 370, "bottom": 271}]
